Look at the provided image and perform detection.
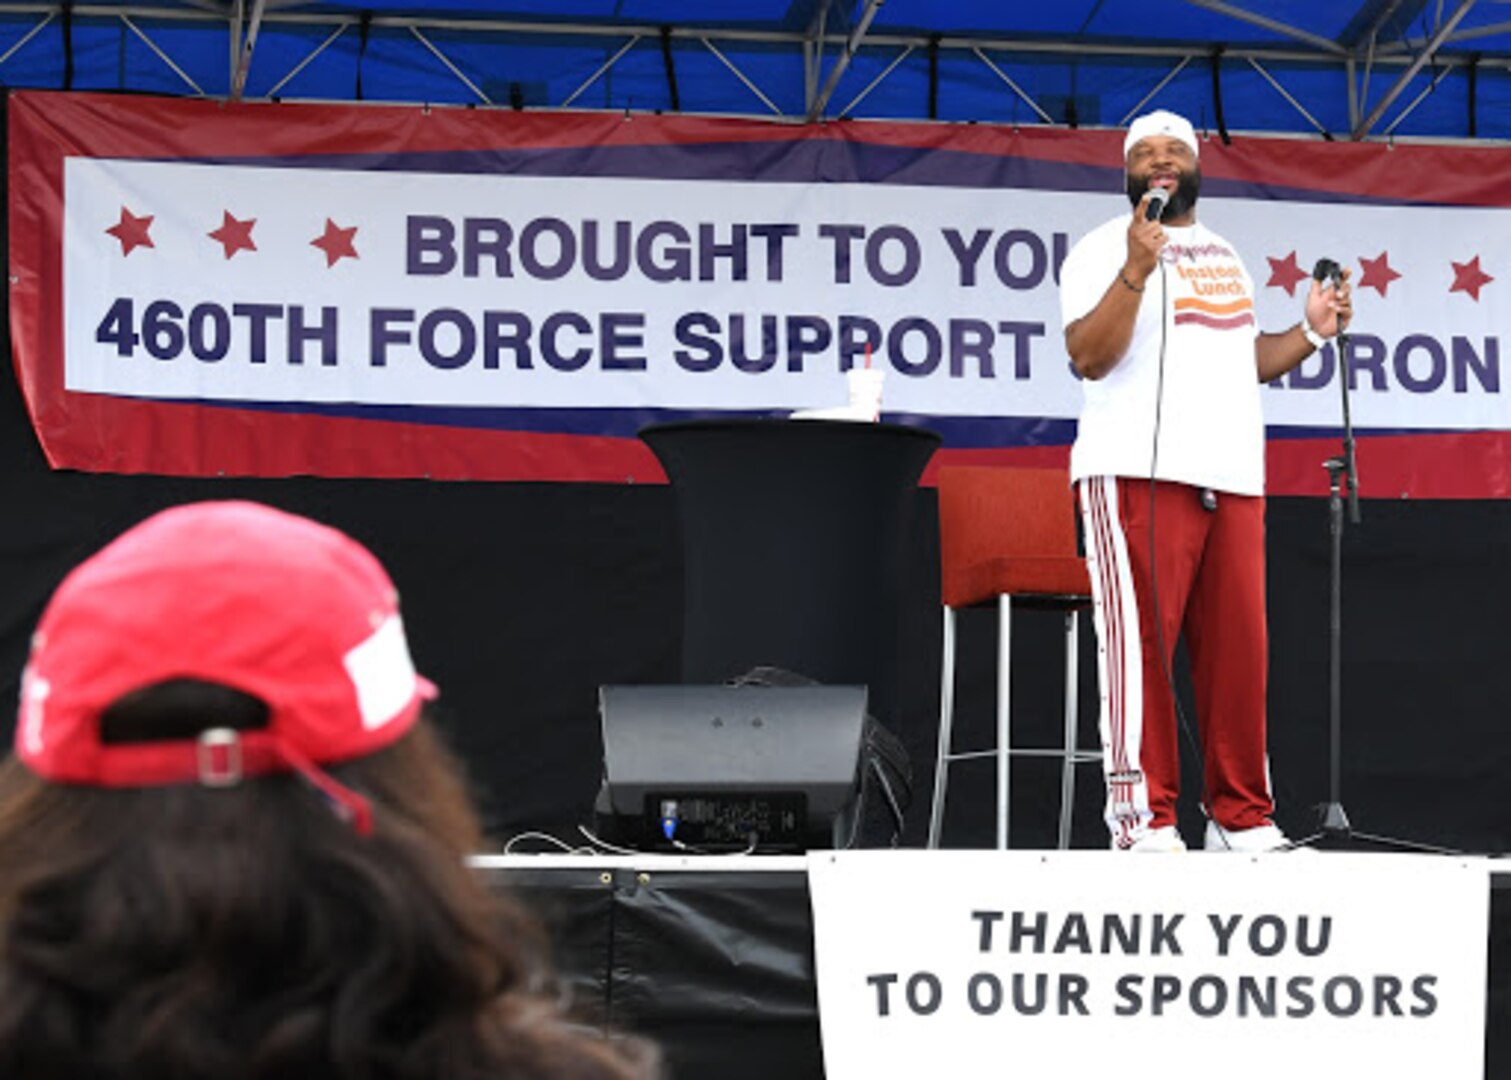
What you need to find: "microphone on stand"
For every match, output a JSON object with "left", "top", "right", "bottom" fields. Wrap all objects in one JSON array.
[
  {"left": 1144, "top": 186, "right": 1171, "bottom": 222},
  {"left": 1311, "top": 256, "right": 1360, "bottom": 521},
  {"left": 1312, "top": 257, "right": 1343, "bottom": 288},
  {"left": 1310, "top": 257, "right": 1348, "bottom": 351}
]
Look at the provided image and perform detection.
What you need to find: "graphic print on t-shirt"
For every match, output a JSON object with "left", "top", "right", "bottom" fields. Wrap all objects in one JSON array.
[
  {"left": 1165, "top": 240, "right": 1256, "bottom": 332},
  {"left": 1172, "top": 295, "right": 1255, "bottom": 331}
]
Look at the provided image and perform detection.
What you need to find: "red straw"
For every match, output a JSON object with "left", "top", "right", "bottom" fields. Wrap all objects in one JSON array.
[{"left": 865, "top": 341, "right": 872, "bottom": 370}]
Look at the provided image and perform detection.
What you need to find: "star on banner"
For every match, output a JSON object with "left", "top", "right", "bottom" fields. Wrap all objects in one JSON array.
[
  {"left": 1357, "top": 251, "right": 1401, "bottom": 296},
  {"left": 209, "top": 211, "right": 257, "bottom": 259},
  {"left": 106, "top": 207, "right": 155, "bottom": 256},
  {"left": 311, "top": 219, "right": 359, "bottom": 267},
  {"left": 1450, "top": 255, "right": 1493, "bottom": 301},
  {"left": 1265, "top": 251, "right": 1310, "bottom": 297}
]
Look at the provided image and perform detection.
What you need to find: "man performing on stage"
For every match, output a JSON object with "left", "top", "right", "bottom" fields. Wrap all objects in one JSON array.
[{"left": 1059, "top": 109, "right": 1353, "bottom": 853}]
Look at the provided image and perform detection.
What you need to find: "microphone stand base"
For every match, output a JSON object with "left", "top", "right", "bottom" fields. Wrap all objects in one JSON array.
[{"left": 1289, "top": 801, "right": 1463, "bottom": 854}]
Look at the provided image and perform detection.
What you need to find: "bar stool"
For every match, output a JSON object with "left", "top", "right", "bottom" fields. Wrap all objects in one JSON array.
[{"left": 927, "top": 465, "right": 1100, "bottom": 849}]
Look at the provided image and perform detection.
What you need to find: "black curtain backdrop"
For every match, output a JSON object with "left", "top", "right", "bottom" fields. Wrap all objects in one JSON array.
[
  {"left": 3, "top": 339, "right": 1510, "bottom": 853},
  {"left": 0, "top": 362, "right": 686, "bottom": 835}
]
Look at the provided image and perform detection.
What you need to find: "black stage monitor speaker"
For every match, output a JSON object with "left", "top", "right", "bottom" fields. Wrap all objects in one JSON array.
[{"left": 596, "top": 684, "right": 868, "bottom": 851}]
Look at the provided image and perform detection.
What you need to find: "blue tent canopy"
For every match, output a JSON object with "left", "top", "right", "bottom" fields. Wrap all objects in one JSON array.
[{"left": 1, "top": 1, "right": 1508, "bottom": 140}]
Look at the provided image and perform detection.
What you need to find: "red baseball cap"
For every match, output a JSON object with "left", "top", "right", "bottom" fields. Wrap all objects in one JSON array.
[{"left": 16, "top": 501, "right": 437, "bottom": 831}]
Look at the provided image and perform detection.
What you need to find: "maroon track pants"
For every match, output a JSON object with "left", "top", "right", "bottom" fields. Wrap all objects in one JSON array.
[{"left": 1078, "top": 476, "right": 1276, "bottom": 847}]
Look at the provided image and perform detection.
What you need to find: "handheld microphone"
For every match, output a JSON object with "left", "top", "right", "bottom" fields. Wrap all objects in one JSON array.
[
  {"left": 1144, "top": 186, "right": 1170, "bottom": 222},
  {"left": 1312, "top": 257, "right": 1343, "bottom": 288}
]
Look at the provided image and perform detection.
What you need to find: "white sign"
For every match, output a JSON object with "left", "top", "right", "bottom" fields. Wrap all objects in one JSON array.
[{"left": 808, "top": 851, "right": 1489, "bottom": 1079}]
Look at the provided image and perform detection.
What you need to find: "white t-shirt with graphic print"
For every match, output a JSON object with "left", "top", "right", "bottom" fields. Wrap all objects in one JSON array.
[{"left": 1059, "top": 215, "right": 1265, "bottom": 496}]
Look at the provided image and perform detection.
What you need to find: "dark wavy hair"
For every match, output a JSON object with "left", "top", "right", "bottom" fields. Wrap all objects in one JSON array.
[{"left": 0, "top": 682, "right": 657, "bottom": 1079}]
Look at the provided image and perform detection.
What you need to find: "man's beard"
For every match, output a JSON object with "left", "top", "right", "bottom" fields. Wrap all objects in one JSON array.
[{"left": 1126, "top": 166, "right": 1201, "bottom": 221}]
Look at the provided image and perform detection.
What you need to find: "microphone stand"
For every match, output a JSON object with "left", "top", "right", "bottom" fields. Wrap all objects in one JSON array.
[{"left": 1294, "top": 324, "right": 1457, "bottom": 854}]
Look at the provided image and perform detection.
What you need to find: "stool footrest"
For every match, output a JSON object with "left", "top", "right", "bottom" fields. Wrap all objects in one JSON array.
[
  {"left": 942, "top": 747, "right": 1100, "bottom": 763},
  {"left": 1011, "top": 748, "right": 1101, "bottom": 762}
]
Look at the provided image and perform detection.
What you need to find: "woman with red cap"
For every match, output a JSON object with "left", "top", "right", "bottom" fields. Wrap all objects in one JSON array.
[{"left": 0, "top": 501, "right": 658, "bottom": 1079}]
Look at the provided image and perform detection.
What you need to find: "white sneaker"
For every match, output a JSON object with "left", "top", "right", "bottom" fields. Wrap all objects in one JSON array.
[
  {"left": 1204, "top": 820, "right": 1292, "bottom": 852},
  {"left": 1114, "top": 825, "right": 1186, "bottom": 852}
]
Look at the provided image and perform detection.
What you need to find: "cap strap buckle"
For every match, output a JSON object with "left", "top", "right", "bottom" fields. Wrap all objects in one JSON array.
[{"left": 196, "top": 727, "right": 244, "bottom": 787}]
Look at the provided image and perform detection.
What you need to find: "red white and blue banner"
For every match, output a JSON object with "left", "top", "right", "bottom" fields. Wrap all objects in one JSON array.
[
  {"left": 10, "top": 91, "right": 1511, "bottom": 494},
  {"left": 809, "top": 851, "right": 1490, "bottom": 1080}
]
